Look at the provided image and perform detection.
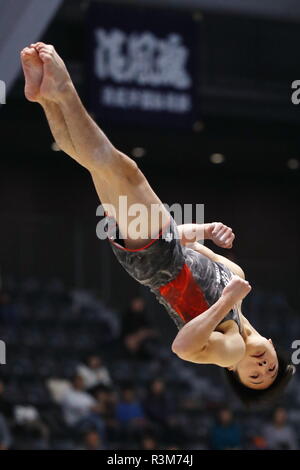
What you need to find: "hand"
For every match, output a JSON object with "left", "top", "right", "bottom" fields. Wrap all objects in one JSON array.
[
  {"left": 209, "top": 222, "right": 235, "bottom": 249},
  {"left": 222, "top": 275, "right": 252, "bottom": 305}
]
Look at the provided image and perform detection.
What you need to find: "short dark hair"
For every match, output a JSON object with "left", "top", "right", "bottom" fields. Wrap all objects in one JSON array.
[{"left": 223, "top": 347, "right": 296, "bottom": 410}]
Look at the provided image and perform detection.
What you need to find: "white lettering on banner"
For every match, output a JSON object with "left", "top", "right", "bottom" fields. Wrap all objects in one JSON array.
[
  {"left": 94, "top": 29, "right": 192, "bottom": 90},
  {"left": 102, "top": 86, "right": 192, "bottom": 113}
]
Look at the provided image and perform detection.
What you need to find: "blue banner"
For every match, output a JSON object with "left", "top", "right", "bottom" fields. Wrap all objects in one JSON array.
[{"left": 87, "top": 2, "right": 199, "bottom": 128}]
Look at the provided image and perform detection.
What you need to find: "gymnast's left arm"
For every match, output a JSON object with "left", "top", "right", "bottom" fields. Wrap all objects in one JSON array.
[
  {"left": 177, "top": 222, "right": 235, "bottom": 249},
  {"left": 177, "top": 222, "right": 245, "bottom": 279}
]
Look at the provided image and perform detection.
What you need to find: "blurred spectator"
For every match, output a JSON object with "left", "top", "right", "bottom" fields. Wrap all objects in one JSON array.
[
  {"left": 77, "top": 355, "right": 112, "bottom": 391},
  {"left": 263, "top": 407, "right": 298, "bottom": 450},
  {"left": 121, "top": 297, "right": 158, "bottom": 357},
  {"left": 93, "top": 386, "right": 121, "bottom": 445},
  {"left": 13, "top": 406, "right": 49, "bottom": 450},
  {"left": 0, "top": 381, "right": 13, "bottom": 420},
  {"left": 61, "top": 374, "right": 105, "bottom": 438},
  {"left": 0, "top": 413, "right": 11, "bottom": 450},
  {"left": 81, "top": 429, "right": 104, "bottom": 450},
  {"left": 0, "top": 277, "right": 299, "bottom": 449},
  {"left": 250, "top": 435, "right": 268, "bottom": 450},
  {"left": 143, "top": 378, "right": 173, "bottom": 428},
  {"left": 116, "top": 383, "right": 145, "bottom": 427},
  {"left": 61, "top": 375, "right": 96, "bottom": 426},
  {"left": 94, "top": 385, "right": 116, "bottom": 410},
  {"left": 210, "top": 408, "right": 243, "bottom": 450},
  {"left": 94, "top": 385, "right": 117, "bottom": 422},
  {"left": 139, "top": 433, "right": 158, "bottom": 450}
]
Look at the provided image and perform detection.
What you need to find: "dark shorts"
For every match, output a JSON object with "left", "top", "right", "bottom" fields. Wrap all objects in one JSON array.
[
  {"left": 105, "top": 215, "right": 242, "bottom": 333},
  {"left": 105, "top": 215, "right": 184, "bottom": 289}
]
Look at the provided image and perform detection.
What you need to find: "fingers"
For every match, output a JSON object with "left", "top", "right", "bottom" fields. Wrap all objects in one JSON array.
[
  {"left": 231, "top": 275, "right": 252, "bottom": 293},
  {"left": 212, "top": 222, "right": 231, "bottom": 240},
  {"left": 211, "top": 222, "right": 223, "bottom": 235},
  {"left": 220, "top": 228, "right": 232, "bottom": 243},
  {"left": 237, "top": 276, "right": 252, "bottom": 291},
  {"left": 244, "top": 281, "right": 252, "bottom": 295},
  {"left": 211, "top": 222, "right": 235, "bottom": 248},
  {"left": 223, "top": 230, "right": 235, "bottom": 248},
  {"left": 222, "top": 275, "right": 252, "bottom": 303}
]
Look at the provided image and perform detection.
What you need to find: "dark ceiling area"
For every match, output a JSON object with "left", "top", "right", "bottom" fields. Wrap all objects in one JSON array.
[
  {"left": 2, "top": 1, "right": 300, "bottom": 180},
  {"left": 0, "top": 1, "right": 300, "bottom": 303}
]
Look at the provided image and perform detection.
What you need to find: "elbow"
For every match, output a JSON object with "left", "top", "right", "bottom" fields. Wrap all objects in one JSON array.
[
  {"left": 171, "top": 340, "right": 180, "bottom": 356},
  {"left": 238, "top": 268, "right": 245, "bottom": 280},
  {"left": 171, "top": 339, "right": 187, "bottom": 359},
  {"left": 172, "top": 339, "right": 204, "bottom": 361}
]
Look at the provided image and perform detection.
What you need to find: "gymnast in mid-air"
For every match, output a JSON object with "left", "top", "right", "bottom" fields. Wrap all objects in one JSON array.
[{"left": 20, "top": 43, "right": 295, "bottom": 408}]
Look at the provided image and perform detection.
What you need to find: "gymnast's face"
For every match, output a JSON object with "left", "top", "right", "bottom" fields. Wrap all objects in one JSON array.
[{"left": 234, "top": 338, "right": 279, "bottom": 390}]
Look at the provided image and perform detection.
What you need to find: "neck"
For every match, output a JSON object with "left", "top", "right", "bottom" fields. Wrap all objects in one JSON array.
[
  {"left": 239, "top": 312, "right": 260, "bottom": 340},
  {"left": 228, "top": 315, "right": 263, "bottom": 371}
]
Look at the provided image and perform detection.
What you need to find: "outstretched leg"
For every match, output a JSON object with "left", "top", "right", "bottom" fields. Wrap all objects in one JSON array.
[{"left": 21, "top": 43, "right": 170, "bottom": 249}]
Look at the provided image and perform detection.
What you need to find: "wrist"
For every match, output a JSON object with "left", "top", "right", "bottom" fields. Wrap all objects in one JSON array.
[
  {"left": 203, "top": 223, "right": 214, "bottom": 240},
  {"left": 219, "top": 292, "right": 236, "bottom": 310}
]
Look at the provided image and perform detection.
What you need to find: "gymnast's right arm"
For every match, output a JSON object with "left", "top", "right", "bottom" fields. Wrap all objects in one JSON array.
[{"left": 171, "top": 276, "right": 251, "bottom": 367}]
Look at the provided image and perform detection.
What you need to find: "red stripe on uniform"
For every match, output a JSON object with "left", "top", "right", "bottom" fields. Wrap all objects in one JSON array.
[
  {"left": 159, "top": 263, "right": 209, "bottom": 323},
  {"left": 108, "top": 216, "right": 172, "bottom": 253}
]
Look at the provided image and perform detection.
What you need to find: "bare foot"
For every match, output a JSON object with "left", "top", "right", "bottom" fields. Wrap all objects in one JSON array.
[
  {"left": 33, "top": 42, "right": 72, "bottom": 102},
  {"left": 20, "top": 47, "right": 43, "bottom": 102}
]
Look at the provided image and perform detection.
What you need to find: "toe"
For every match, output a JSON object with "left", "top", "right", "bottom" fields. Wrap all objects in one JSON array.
[
  {"left": 22, "top": 47, "right": 32, "bottom": 55},
  {"left": 35, "top": 42, "right": 46, "bottom": 50}
]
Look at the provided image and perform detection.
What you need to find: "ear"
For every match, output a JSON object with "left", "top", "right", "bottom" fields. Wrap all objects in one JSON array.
[{"left": 268, "top": 338, "right": 273, "bottom": 345}]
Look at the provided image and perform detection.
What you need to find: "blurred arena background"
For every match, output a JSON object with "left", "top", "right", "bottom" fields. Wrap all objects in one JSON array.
[{"left": 0, "top": 0, "right": 300, "bottom": 450}]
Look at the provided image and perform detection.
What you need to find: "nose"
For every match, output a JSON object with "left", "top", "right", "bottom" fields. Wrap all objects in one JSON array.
[{"left": 257, "top": 359, "right": 268, "bottom": 367}]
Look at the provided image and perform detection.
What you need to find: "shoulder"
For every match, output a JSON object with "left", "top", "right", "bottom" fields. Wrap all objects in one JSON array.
[
  {"left": 216, "top": 255, "right": 245, "bottom": 280},
  {"left": 186, "top": 242, "right": 219, "bottom": 263},
  {"left": 192, "top": 327, "right": 246, "bottom": 367}
]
